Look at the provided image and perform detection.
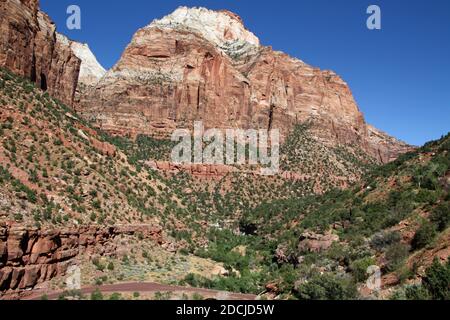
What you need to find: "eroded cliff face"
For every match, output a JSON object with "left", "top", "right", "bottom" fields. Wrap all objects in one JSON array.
[
  {"left": 80, "top": 7, "right": 411, "bottom": 163},
  {"left": 0, "top": 0, "right": 81, "bottom": 105},
  {"left": 0, "top": 222, "right": 164, "bottom": 294}
]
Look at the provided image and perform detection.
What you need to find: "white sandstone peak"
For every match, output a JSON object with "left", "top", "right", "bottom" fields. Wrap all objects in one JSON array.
[
  {"left": 147, "top": 6, "right": 260, "bottom": 48},
  {"left": 70, "top": 42, "right": 106, "bottom": 87}
]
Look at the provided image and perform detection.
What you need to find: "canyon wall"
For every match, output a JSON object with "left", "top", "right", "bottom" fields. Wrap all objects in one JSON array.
[{"left": 0, "top": 0, "right": 81, "bottom": 105}]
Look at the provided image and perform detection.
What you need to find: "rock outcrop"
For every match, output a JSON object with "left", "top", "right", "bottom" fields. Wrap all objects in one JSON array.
[
  {"left": 145, "top": 161, "right": 237, "bottom": 179},
  {"left": 297, "top": 231, "right": 339, "bottom": 253},
  {"left": 367, "top": 125, "right": 414, "bottom": 163},
  {"left": 0, "top": 222, "right": 164, "bottom": 294},
  {"left": 0, "top": 0, "right": 81, "bottom": 106},
  {"left": 145, "top": 160, "right": 316, "bottom": 182},
  {"left": 80, "top": 6, "right": 411, "bottom": 163}
]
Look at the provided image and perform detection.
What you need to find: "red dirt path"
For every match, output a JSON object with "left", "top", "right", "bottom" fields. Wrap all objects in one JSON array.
[{"left": 23, "top": 282, "right": 257, "bottom": 300}]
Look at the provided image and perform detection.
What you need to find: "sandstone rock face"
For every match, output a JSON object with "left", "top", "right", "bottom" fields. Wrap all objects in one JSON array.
[
  {"left": 0, "top": 222, "right": 164, "bottom": 294},
  {"left": 80, "top": 7, "right": 411, "bottom": 163},
  {"left": 0, "top": 0, "right": 81, "bottom": 106},
  {"left": 149, "top": 7, "right": 260, "bottom": 48},
  {"left": 70, "top": 41, "right": 106, "bottom": 88}
]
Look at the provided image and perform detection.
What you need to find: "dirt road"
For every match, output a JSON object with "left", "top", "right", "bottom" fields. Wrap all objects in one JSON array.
[{"left": 24, "top": 282, "right": 257, "bottom": 300}]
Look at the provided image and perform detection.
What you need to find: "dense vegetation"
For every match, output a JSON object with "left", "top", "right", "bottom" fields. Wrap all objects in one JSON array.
[{"left": 177, "top": 132, "right": 450, "bottom": 299}]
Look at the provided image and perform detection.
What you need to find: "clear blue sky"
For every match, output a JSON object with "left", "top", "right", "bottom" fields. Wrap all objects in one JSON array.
[{"left": 41, "top": 0, "right": 450, "bottom": 146}]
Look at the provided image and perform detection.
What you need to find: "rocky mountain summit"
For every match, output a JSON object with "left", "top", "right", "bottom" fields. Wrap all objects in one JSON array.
[
  {"left": 148, "top": 6, "right": 260, "bottom": 49},
  {"left": 80, "top": 6, "right": 411, "bottom": 163}
]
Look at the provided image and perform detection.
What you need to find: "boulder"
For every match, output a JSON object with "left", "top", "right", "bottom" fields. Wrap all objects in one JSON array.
[
  {"left": 298, "top": 231, "right": 339, "bottom": 253},
  {"left": 31, "top": 237, "right": 58, "bottom": 256}
]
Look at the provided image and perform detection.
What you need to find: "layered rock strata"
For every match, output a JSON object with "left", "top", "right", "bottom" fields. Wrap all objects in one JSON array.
[
  {"left": 0, "top": 222, "right": 164, "bottom": 294},
  {"left": 80, "top": 7, "right": 412, "bottom": 163}
]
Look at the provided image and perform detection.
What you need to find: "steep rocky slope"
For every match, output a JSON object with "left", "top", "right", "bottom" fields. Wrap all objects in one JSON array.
[
  {"left": 2, "top": 58, "right": 446, "bottom": 300},
  {"left": 80, "top": 7, "right": 411, "bottom": 163},
  {"left": 223, "top": 133, "right": 449, "bottom": 299},
  {"left": 0, "top": 68, "right": 184, "bottom": 294}
]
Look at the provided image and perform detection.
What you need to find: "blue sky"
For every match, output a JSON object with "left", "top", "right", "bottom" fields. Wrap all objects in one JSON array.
[{"left": 41, "top": 0, "right": 450, "bottom": 146}]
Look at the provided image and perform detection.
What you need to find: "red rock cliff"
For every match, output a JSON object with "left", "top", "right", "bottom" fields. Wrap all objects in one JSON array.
[
  {"left": 0, "top": 222, "right": 164, "bottom": 295},
  {"left": 80, "top": 7, "right": 412, "bottom": 163},
  {"left": 0, "top": 0, "right": 81, "bottom": 105}
]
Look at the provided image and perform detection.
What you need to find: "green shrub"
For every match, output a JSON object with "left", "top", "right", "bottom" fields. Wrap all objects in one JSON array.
[
  {"left": 412, "top": 222, "right": 437, "bottom": 250},
  {"left": 430, "top": 202, "right": 450, "bottom": 231},
  {"left": 295, "top": 274, "right": 357, "bottom": 300},
  {"left": 350, "top": 257, "right": 376, "bottom": 282},
  {"left": 57, "top": 290, "right": 83, "bottom": 300},
  {"left": 90, "top": 288, "right": 103, "bottom": 300},
  {"left": 405, "top": 285, "right": 431, "bottom": 300},
  {"left": 370, "top": 231, "right": 401, "bottom": 251},
  {"left": 109, "top": 293, "right": 122, "bottom": 300},
  {"left": 192, "top": 293, "right": 204, "bottom": 301},
  {"left": 385, "top": 243, "right": 410, "bottom": 272},
  {"left": 179, "top": 248, "right": 189, "bottom": 256},
  {"left": 422, "top": 258, "right": 450, "bottom": 300},
  {"left": 92, "top": 258, "right": 105, "bottom": 271}
]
